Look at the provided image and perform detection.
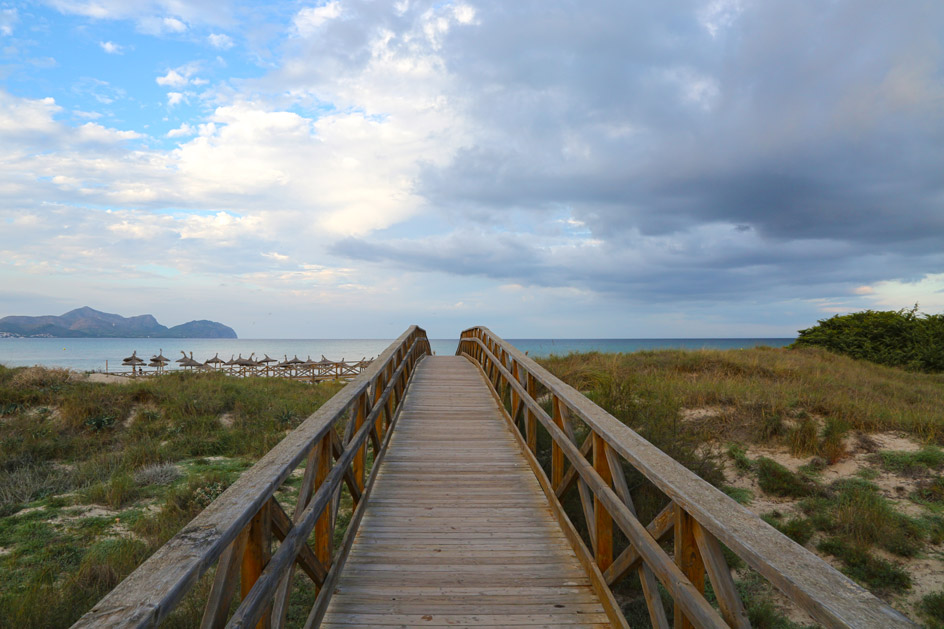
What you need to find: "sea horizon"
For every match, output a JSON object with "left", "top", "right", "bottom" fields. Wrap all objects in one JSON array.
[{"left": 0, "top": 336, "right": 795, "bottom": 372}]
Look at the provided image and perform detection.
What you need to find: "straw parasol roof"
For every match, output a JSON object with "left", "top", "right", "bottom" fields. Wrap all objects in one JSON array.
[
  {"left": 223, "top": 355, "right": 238, "bottom": 367},
  {"left": 178, "top": 352, "right": 203, "bottom": 368},
  {"left": 205, "top": 353, "right": 224, "bottom": 365},
  {"left": 122, "top": 351, "right": 145, "bottom": 366},
  {"left": 151, "top": 349, "right": 170, "bottom": 363},
  {"left": 259, "top": 354, "right": 277, "bottom": 364},
  {"left": 234, "top": 354, "right": 258, "bottom": 367}
]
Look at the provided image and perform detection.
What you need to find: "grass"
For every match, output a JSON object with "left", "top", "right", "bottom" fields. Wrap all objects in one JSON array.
[
  {"left": 539, "top": 345, "right": 944, "bottom": 443},
  {"left": 539, "top": 347, "right": 944, "bottom": 625},
  {"left": 755, "top": 458, "right": 822, "bottom": 498},
  {"left": 920, "top": 590, "right": 944, "bottom": 628},
  {"left": 816, "top": 537, "right": 911, "bottom": 594},
  {"left": 877, "top": 445, "right": 944, "bottom": 474},
  {"left": 0, "top": 365, "right": 343, "bottom": 627}
]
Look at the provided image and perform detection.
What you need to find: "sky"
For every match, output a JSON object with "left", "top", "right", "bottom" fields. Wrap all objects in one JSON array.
[{"left": 0, "top": 0, "right": 942, "bottom": 339}]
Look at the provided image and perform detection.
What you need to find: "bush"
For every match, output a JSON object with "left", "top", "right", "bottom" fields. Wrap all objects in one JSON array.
[
  {"left": 817, "top": 537, "right": 911, "bottom": 594},
  {"left": 132, "top": 463, "right": 181, "bottom": 487},
  {"left": 756, "top": 458, "right": 822, "bottom": 498},
  {"left": 920, "top": 590, "right": 944, "bottom": 628},
  {"left": 791, "top": 306, "right": 944, "bottom": 372}
]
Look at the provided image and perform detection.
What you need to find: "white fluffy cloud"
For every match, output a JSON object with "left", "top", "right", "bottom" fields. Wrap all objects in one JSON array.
[
  {"left": 207, "top": 33, "right": 233, "bottom": 49},
  {"left": 292, "top": 2, "right": 342, "bottom": 36},
  {"left": 1, "top": 7, "right": 17, "bottom": 36},
  {"left": 99, "top": 40, "right": 124, "bottom": 54}
]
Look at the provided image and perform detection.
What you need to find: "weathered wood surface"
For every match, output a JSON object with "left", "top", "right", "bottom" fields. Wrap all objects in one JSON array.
[
  {"left": 459, "top": 327, "right": 918, "bottom": 629},
  {"left": 323, "top": 356, "right": 612, "bottom": 627}
]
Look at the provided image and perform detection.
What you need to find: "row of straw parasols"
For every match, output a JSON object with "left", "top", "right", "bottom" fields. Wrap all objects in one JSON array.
[{"left": 119, "top": 350, "right": 372, "bottom": 380}]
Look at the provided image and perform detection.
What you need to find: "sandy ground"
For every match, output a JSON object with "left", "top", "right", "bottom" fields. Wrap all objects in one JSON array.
[
  {"left": 86, "top": 373, "right": 132, "bottom": 384},
  {"left": 705, "top": 418, "right": 941, "bottom": 625}
]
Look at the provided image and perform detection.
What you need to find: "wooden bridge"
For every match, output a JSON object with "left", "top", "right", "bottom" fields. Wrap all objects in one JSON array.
[{"left": 74, "top": 326, "right": 917, "bottom": 628}]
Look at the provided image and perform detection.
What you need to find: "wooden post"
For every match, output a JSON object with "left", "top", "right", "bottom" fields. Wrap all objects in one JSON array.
[
  {"left": 241, "top": 500, "right": 272, "bottom": 629},
  {"left": 315, "top": 434, "right": 333, "bottom": 567},
  {"left": 551, "top": 396, "right": 565, "bottom": 489},
  {"left": 526, "top": 373, "right": 537, "bottom": 453},
  {"left": 592, "top": 433, "right": 613, "bottom": 571},
  {"left": 511, "top": 361, "right": 521, "bottom": 429},
  {"left": 674, "top": 505, "right": 705, "bottom": 629},
  {"left": 352, "top": 393, "right": 367, "bottom": 492}
]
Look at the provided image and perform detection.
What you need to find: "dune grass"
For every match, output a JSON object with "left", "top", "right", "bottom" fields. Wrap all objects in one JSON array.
[
  {"left": 539, "top": 345, "right": 944, "bottom": 444},
  {"left": 0, "top": 366, "right": 342, "bottom": 627},
  {"left": 538, "top": 346, "right": 944, "bottom": 623}
]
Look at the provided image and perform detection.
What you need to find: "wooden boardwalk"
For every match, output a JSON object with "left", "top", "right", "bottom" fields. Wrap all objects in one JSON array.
[{"left": 322, "top": 356, "right": 612, "bottom": 628}]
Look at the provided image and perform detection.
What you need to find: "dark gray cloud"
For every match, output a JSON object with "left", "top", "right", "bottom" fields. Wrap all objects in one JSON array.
[{"left": 325, "top": 0, "right": 944, "bottom": 307}]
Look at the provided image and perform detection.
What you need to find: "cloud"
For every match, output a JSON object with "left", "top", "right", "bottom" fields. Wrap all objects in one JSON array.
[
  {"left": 156, "top": 70, "right": 188, "bottom": 88},
  {"left": 166, "top": 122, "right": 195, "bottom": 138},
  {"left": 136, "top": 16, "right": 188, "bottom": 35},
  {"left": 208, "top": 33, "right": 233, "bottom": 49},
  {"left": 42, "top": 0, "right": 230, "bottom": 27},
  {"left": 0, "top": 8, "right": 17, "bottom": 36},
  {"left": 292, "top": 2, "right": 342, "bottom": 36},
  {"left": 4, "top": 1, "right": 944, "bottom": 337},
  {"left": 99, "top": 41, "right": 124, "bottom": 54}
]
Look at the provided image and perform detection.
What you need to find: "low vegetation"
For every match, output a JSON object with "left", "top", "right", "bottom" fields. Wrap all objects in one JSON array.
[
  {"left": 0, "top": 366, "right": 342, "bottom": 627},
  {"left": 539, "top": 346, "right": 944, "bottom": 626},
  {"left": 792, "top": 306, "right": 944, "bottom": 372}
]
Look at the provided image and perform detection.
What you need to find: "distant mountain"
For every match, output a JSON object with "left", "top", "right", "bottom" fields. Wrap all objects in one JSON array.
[{"left": 0, "top": 307, "right": 237, "bottom": 338}]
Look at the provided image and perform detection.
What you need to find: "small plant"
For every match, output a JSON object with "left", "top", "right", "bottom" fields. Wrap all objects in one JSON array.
[
  {"left": 817, "top": 537, "right": 911, "bottom": 594},
  {"left": 788, "top": 417, "right": 818, "bottom": 457},
  {"left": 84, "top": 414, "right": 116, "bottom": 431},
  {"left": 721, "top": 486, "right": 753, "bottom": 505},
  {"left": 192, "top": 481, "right": 225, "bottom": 508},
  {"left": 920, "top": 590, "right": 944, "bottom": 628},
  {"left": 829, "top": 478, "right": 924, "bottom": 557},
  {"left": 84, "top": 473, "right": 138, "bottom": 509},
  {"left": 761, "top": 512, "right": 814, "bottom": 545},
  {"left": 132, "top": 463, "right": 181, "bottom": 487},
  {"left": 727, "top": 443, "right": 753, "bottom": 473},
  {"left": 819, "top": 417, "right": 849, "bottom": 463},
  {"left": 274, "top": 408, "right": 297, "bottom": 425},
  {"left": 0, "top": 402, "right": 21, "bottom": 416},
  {"left": 756, "top": 458, "right": 822, "bottom": 498},
  {"left": 878, "top": 446, "right": 944, "bottom": 475},
  {"left": 913, "top": 477, "right": 944, "bottom": 503}
]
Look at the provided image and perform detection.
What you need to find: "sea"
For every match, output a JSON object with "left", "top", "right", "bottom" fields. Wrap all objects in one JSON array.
[{"left": 0, "top": 337, "right": 794, "bottom": 372}]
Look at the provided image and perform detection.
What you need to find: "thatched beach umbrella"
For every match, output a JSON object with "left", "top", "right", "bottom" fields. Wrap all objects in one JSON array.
[
  {"left": 312, "top": 355, "right": 336, "bottom": 378},
  {"left": 258, "top": 354, "right": 277, "bottom": 377},
  {"left": 205, "top": 353, "right": 224, "bottom": 371},
  {"left": 122, "top": 351, "right": 145, "bottom": 375},
  {"left": 148, "top": 349, "right": 170, "bottom": 374},
  {"left": 177, "top": 351, "right": 203, "bottom": 370}
]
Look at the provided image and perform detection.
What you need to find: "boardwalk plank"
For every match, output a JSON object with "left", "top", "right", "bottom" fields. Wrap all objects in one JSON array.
[{"left": 323, "top": 356, "right": 612, "bottom": 627}]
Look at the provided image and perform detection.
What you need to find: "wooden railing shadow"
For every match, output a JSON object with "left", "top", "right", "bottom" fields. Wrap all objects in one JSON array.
[
  {"left": 73, "top": 326, "right": 431, "bottom": 629},
  {"left": 458, "top": 326, "right": 916, "bottom": 629}
]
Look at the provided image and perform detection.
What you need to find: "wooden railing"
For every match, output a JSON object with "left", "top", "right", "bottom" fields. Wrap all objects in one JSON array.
[
  {"left": 73, "top": 326, "right": 431, "bottom": 629},
  {"left": 458, "top": 326, "right": 916, "bottom": 629}
]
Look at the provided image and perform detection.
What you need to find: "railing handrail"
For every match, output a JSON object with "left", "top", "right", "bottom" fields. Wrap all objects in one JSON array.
[
  {"left": 458, "top": 326, "right": 915, "bottom": 629},
  {"left": 74, "top": 326, "right": 429, "bottom": 628}
]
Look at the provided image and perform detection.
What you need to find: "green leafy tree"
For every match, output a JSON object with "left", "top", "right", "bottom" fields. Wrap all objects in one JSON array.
[{"left": 792, "top": 306, "right": 944, "bottom": 372}]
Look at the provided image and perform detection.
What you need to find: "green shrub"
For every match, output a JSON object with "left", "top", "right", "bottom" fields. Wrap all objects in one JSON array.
[
  {"left": 878, "top": 446, "right": 944, "bottom": 474},
  {"left": 792, "top": 306, "right": 944, "bottom": 372},
  {"left": 756, "top": 458, "right": 821, "bottom": 498},
  {"left": 817, "top": 538, "right": 911, "bottom": 594},
  {"left": 920, "top": 590, "right": 944, "bottom": 627},
  {"left": 829, "top": 479, "right": 923, "bottom": 557},
  {"left": 762, "top": 513, "right": 814, "bottom": 545}
]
